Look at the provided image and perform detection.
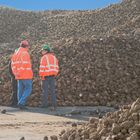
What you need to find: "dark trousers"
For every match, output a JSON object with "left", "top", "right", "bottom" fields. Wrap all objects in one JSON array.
[
  {"left": 42, "top": 76, "right": 57, "bottom": 107},
  {"left": 11, "top": 77, "right": 18, "bottom": 106}
]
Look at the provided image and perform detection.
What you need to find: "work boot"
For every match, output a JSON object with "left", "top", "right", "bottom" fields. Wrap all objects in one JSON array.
[
  {"left": 40, "top": 104, "right": 48, "bottom": 108},
  {"left": 50, "top": 106, "right": 56, "bottom": 111},
  {"left": 18, "top": 104, "right": 28, "bottom": 110},
  {"left": 11, "top": 104, "right": 18, "bottom": 108}
]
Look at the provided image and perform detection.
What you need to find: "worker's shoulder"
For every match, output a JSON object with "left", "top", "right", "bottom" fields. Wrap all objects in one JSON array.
[{"left": 21, "top": 51, "right": 29, "bottom": 56}]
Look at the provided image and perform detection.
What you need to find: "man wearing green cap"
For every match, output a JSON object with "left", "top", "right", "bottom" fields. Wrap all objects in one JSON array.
[{"left": 39, "top": 44, "right": 59, "bottom": 110}]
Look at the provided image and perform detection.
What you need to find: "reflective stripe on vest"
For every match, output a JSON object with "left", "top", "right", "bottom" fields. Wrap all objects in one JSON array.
[
  {"left": 40, "top": 65, "right": 59, "bottom": 68},
  {"left": 17, "top": 67, "right": 32, "bottom": 70},
  {"left": 45, "top": 55, "right": 58, "bottom": 69},
  {"left": 11, "top": 61, "right": 30, "bottom": 64},
  {"left": 40, "top": 69, "right": 58, "bottom": 72},
  {"left": 46, "top": 55, "right": 50, "bottom": 70}
]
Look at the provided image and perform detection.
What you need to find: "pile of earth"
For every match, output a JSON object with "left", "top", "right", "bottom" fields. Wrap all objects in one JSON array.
[
  {"left": 59, "top": 98, "right": 140, "bottom": 140},
  {"left": 0, "top": 0, "right": 139, "bottom": 107}
]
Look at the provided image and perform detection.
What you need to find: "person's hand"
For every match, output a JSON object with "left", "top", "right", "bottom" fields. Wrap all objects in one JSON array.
[{"left": 15, "top": 73, "right": 20, "bottom": 77}]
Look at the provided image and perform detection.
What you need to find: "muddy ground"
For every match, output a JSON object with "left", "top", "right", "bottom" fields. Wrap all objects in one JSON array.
[{"left": 0, "top": 106, "right": 115, "bottom": 140}]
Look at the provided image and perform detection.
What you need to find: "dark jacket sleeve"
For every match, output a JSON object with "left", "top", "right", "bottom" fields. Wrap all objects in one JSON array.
[{"left": 9, "top": 61, "right": 15, "bottom": 78}]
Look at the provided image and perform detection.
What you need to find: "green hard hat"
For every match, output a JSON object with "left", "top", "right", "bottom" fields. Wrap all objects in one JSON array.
[
  {"left": 15, "top": 48, "right": 18, "bottom": 52},
  {"left": 41, "top": 44, "right": 51, "bottom": 52},
  {"left": 21, "top": 35, "right": 27, "bottom": 40}
]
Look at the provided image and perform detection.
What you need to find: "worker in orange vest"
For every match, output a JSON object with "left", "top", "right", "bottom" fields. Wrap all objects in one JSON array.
[
  {"left": 11, "top": 40, "right": 33, "bottom": 109},
  {"left": 39, "top": 44, "right": 59, "bottom": 110}
]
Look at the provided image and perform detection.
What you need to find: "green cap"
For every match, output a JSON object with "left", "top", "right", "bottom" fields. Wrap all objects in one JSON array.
[
  {"left": 15, "top": 48, "right": 18, "bottom": 52},
  {"left": 21, "top": 35, "right": 27, "bottom": 40},
  {"left": 41, "top": 44, "right": 51, "bottom": 52}
]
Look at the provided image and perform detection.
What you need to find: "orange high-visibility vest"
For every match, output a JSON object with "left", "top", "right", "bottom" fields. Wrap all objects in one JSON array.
[
  {"left": 39, "top": 53, "right": 59, "bottom": 79},
  {"left": 11, "top": 47, "right": 33, "bottom": 80}
]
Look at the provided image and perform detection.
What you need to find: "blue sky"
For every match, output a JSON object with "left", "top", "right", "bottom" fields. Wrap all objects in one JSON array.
[{"left": 0, "top": 0, "right": 121, "bottom": 11}]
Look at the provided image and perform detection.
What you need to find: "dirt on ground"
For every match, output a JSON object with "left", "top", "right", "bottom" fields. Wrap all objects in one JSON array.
[{"left": 0, "top": 106, "right": 115, "bottom": 140}]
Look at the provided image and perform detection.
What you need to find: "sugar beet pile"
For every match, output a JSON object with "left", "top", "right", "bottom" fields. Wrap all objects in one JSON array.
[
  {"left": 59, "top": 98, "right": 140, "bottom": 140},
  {"left": 0, "top": 0, "right": 139, "bottom": 107}
]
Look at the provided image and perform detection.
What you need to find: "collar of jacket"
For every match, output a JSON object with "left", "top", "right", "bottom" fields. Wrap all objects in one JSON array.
[
  {"left": 18, "top": 47, "right": 28, "bottom": 52},
  {"left": 43, "top": 52, "right": 54, "bottom": 56}
]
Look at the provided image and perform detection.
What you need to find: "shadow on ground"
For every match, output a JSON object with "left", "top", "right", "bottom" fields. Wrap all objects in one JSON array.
[{"left": 0, "top": 106, "right": 116, "bottom": 122}]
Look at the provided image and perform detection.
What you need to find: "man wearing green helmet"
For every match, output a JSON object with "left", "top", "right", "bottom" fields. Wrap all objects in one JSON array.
[{"left": 39, "top": 44, "right": 59, "bottom": 110}]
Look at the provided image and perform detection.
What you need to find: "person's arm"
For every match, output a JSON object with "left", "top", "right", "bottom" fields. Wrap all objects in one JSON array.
[
  {"left": 9, "top": 61, "right": 14, "bottom": 77},
  {"left": 39, "top": 56, "right": 46, "bottom": 80}
]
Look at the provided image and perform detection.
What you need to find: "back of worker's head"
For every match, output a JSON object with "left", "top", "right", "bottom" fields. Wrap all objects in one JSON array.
[
  {"left": 40, "top": 44, "right": 51, "bottom": 56},
  {"left": 20, "top": 40, "right": 29, "bottom": 48},
  {"left": 41, "top": 44, "right": 51, "bottom": 52}
]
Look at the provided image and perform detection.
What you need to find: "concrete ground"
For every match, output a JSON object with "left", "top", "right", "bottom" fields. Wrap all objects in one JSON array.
[{"left": 0, "top": 106, "right": 115, "bottom": 140}]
